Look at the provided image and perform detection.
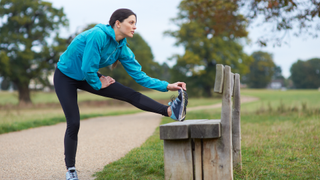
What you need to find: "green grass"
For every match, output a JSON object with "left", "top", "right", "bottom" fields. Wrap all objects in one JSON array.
[
  {"left": 94, "top": 89, "right": 320, "bottom": 180},
  {"left": 237, "top": 112, "right": 320, "bottom": 179},
  {"left": 0, "top": 110, "right": 141, "bottom": 135},
  {"left": 1, "top": 89, "right": 319, "bottom": 179},
  {"left": 94, "top": 110, "right": 320, "bottom": 180},
  {"left": 241, "top": 89, "right": 320, "bottom": 112},
  {"left": 0, "top": 90, "right": 172, "bottom": 105}
]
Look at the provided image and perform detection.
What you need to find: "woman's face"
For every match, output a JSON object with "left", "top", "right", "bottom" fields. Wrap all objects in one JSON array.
[{"left": 118, "top": 15, "right": 137, "bottom": 38}]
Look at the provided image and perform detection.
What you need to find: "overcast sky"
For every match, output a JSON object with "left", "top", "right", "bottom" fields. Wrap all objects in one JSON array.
[{"left": 49, "top": 0, "right": 320, "bottom": 78}]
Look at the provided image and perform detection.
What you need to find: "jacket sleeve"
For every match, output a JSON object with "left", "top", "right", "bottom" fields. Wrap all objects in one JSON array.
[
  {"left": 119, "top": 46, "right": 169, "bottom": 92},
  {"left": 81, "top": 29, "right": 106, "bottom": 90}
]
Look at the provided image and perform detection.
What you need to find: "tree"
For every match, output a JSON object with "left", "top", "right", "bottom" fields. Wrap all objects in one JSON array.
[
  {"left": 166, "top": 21, "right": 253, "bottom": 97},
  {"left": 0, "top": 0, "right": 69, "bottom": 105},
  {"left": 177, "top": 0, "right": 320, "bottom": 46},
  {"left": 243, "top": 0, "right": 320, "bottom": 46},
  {"left": 273, "top": 65, "right": 285, "bottom": 80},
  {"left": 155, "top": 62, "right": 171, "bottom": 82},
  {"left": 99, "top": 32, "right": 164, "bottom": 91},
  {"left": 244, "top": 51, "right": 276, "bottom": 88},
  {"left": 0, "top": 78, "right": 14, "bottom": 91},
  {"left": 290, "top": 58, "right": 320, "bottom": 88},
  {"left": 174, "top": 0, "right": 248, "bottom": 41}
]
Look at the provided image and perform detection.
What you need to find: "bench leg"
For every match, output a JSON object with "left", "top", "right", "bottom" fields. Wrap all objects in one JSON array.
[
  {"left": 163, "top": 139, "right": 193, "bottom": 180},
  {"left": 202, "top": 138, "right": 233, "bottom": 180},
  {"left": 193, "top": 139, "right": 202, "bottom": 180}
]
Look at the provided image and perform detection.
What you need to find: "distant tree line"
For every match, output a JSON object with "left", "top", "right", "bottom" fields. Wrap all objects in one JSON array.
[{"left": 290, "top": 58, "right": 320, "bottom": 89}]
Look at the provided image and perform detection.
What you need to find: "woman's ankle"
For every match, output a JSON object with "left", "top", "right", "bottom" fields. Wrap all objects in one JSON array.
[{"left": 167, "top": 106, "right": 172, "bottom": 117}]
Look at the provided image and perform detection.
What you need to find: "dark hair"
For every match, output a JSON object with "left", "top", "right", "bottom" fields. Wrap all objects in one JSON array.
[
  {"left": 109, "top": 8, "right": 137, "bottom": 28},
  {"left": 109, "top": 8, "right": 137, "bottom": 70}
]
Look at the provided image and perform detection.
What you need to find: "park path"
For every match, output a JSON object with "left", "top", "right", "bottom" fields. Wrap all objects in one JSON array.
[{"left": 0, "top": 96, "right": 258, "bottom": 180}]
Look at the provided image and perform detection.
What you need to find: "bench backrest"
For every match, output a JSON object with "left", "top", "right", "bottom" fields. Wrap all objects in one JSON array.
[{"left": 214, "top": 64, "right": 242, "bottom": 170}]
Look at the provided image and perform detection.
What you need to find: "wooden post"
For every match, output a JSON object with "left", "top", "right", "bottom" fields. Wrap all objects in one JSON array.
[
  {"left": 202, "top": 65, "right": 233, "bottom": 180},
  {"left": 232, "top": 73, "right": 242, "bottom": 170},
  {"left": 214, "top": 64, "right": 224, "bottom": 94},
  {"left": 231, "top": 73, "right": 235, "bottom": 97}
]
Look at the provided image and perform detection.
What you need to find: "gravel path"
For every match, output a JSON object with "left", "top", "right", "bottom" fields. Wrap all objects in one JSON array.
[
  {"left": 0, "top": 96, "right": 258, "bottom": 180},
  {"left": 0, "top": 112, "right": 162, "bottom": 180}
]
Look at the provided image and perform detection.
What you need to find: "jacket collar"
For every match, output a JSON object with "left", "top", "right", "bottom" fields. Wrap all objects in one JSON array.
[{"left": 96, "top": 24, "right": 128, "bottom": 48}]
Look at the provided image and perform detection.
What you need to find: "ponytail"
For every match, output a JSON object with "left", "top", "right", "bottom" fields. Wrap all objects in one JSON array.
[{"left": 111, "top": 60, "right": 119, "bottom": 70}]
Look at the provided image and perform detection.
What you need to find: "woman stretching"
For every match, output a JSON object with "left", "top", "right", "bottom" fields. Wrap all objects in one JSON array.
[{"left": 53, "top": 8, "right": 188, "bottom": 180}]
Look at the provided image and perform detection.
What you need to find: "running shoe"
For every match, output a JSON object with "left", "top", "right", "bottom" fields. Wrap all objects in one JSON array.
[
  {"left": 66, "top": 167, "right": 78, "bottom": 180},
  {"left": 168, "top": 89, "right": 188, "bottom": 121}
]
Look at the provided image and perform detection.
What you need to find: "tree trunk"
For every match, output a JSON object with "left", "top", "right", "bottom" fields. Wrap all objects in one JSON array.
[
  {"left": 17, "top": 83, "right": 32, "bottom": 105},
  {"left": 204, "top": 86, "right": 213, "bottom": 97}
]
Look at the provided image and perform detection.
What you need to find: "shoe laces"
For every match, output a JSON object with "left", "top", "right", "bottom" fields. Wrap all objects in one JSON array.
[
  {"left": 68, "top": 170, "right": 77, "bottom": 179},
  {"left": 169, "top": 94, "right": 181, "bottom": 107}
]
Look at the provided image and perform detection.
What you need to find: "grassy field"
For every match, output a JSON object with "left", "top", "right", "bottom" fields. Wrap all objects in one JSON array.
[
  {"left": 1, "top": 89, "right": 319, "bottom": 179},
  {"left": 94, "top": 89, "right": 320, "bottom": 180},
  {"left": 0, "top": 90, "right": 220, "bottom": 134},
  {"left": 0, "top": 90, "right": 173, "bottom": 105},
  {"left": 241, "top": 89, "right": 320, "bottom": 113}
]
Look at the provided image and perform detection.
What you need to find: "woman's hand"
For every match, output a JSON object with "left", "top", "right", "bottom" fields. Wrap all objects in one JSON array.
[
  {"left": 167, "top": 82, "right": 187, "bottom": 91},
  {"left": 100, "top": 76, "right": 115, "bottom": 89}
]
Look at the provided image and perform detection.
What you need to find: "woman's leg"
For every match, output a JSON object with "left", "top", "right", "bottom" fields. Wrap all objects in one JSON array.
[
  {"left": 54, "top": 68, "right": 81, "bottom": 169},
  {"left": 79, "top": 81, "right": 169, "bottom": 116}
]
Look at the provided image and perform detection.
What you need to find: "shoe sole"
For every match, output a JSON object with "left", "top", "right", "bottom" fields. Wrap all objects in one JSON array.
[{"left": 179, "top": 90, "right": 187, "bottom": 121}]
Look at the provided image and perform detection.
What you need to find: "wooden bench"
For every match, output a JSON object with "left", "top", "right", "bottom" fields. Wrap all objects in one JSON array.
[{"left": 160, "top": 64, "right": 242, "bottom": 180}]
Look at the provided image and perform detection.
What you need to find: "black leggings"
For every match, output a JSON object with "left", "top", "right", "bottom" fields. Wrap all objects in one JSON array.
[{"left": 53, "top": 68, "right": 169, "bottom": 168}]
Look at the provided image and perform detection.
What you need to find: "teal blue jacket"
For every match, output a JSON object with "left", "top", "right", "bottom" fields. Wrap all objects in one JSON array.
[{"left": 57, "top": 24, "right": 169, "bottom": 91}]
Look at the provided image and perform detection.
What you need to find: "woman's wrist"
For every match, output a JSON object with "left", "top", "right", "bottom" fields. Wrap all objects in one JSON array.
[{"left": 167, "top": 82, "right": 187, "bottom": 91}]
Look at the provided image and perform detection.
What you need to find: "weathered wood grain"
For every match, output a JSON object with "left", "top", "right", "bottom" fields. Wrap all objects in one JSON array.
[
  {"left": 160, "top": 120, "right": 207, "bottom": 140},
  {"left": 203, "top": 65, "right": 233, "bottom": 180},
  {"left": 193, "top": 139, "right": 202, "bottom": 180},
  {"left": 231, "top": 73, "right": 235, "bottom": 97},
  {"left": 232, "top": 73, "right": 242, "bottom": 170},
  {"left": 190, "top": 120, "right": 221, "bottom": 139},
  {"left": 202, "top": 138, "right": 221, "bottom": 180},
  {"left": 214, "top": 64, "right": 224, "bottom": 93},
  {"left": 163, "top": 139, "right": 194, "bottom": 180},
  {"left": 161, "top": 64, "right": 242, "bottom": 180}
]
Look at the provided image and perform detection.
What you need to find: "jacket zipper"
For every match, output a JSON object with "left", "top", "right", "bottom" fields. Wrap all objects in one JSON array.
[
  {"left": 106, "top": 47, "right": 117, "bottom": 63},
  {"left": 82, "top": 47, "right": 118, "bottom": 81}
]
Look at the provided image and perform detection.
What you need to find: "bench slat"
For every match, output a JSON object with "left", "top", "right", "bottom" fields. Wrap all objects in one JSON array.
[
  {"left": 190, "top": 119, "right": 221, "bottom": 139},
  {"left": 231, "top": 73, "right": 235, "bottom": 97},
  {"left": 214, "top": 64, "right": 224, "bottom": 93},
  {"left": 160, "top": 120, "right": 207, "bottom": 140}
]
